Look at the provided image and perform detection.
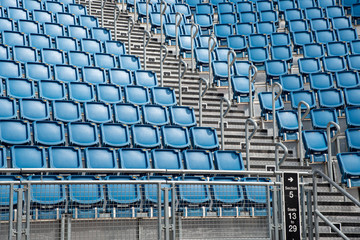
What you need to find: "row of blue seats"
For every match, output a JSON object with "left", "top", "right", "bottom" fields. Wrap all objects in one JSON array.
[
  {"left": 0, "top": 147, "right": 243, "bottom": 170},
  {"left": 0, "top": 119, "right": 218, "bottom": 149},
  {"left": 0, "top": 175, "right": 269, "bottom": 219},
  {"left": 138, "top": 2, "right": 191, "bottom": 18},
  {"left": 285, "top": 17, "right": 352, "bottom": 34},
  {"left": 284, "top": 6, "right": 348, "bottom": 22},
  {"left": 0, "top": 97, "right": 196, "bottom": 126}
]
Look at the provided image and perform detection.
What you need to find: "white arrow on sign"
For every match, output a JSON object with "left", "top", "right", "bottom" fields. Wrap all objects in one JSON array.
[{"left": 288, "top": 177, "right": 293, "bottom": 182}]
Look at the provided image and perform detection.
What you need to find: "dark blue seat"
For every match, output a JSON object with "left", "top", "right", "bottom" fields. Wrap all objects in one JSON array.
[
  {"left": 195, "top": 14, "right": 213, "bottom": 33},
  {"left": 302, "top": 130, "right": 328, "bottom": 162},
  {"left": 332, "top": 16, "right": 352, "bottom": 29},
  {"left": 19, "top": 98, "right": 50, "bottom": 121},
  {"left": 131, "top": 124, "right": 161, "bottom": 148},
  {"left": 214, "top": 23, "right": 233, "bottom": 40},
  {"left": 255, "top": 1, "right": 273, "bottom": 11},
  {"left": 276, "top": 110, "right": 299, "bottom": 141},
  {"left": 310, "top": 108, "right": 339, "bottom": 130},
  {"left": 151, "top": 149, "right": 183, "bottom": 169},
  {"left": 318, "top": 89, "right": 345, "bottom": 109},
  {"left": 344, "top": 87, "right": 360, "bottom": 106},
  {"left": 259, "top": 10, "right": 278, "bottom": 24},
  {"left": 49, "top": 146, "right": 83, "bottom": 168},
  {"left": 68, "top": 82, "right": 96, "bottom": 102},
  {"left": 142, "top": 105, "right": 169, "bottom": 126},
  {"left": 0, "top": 97, "right": 16, "bottom": 120},
  {"left": 227, "top": 35, "right": 247, "bottom": 56},
  {"left": 151, "top": 87, "right": 177, "bottom": 106},
  {"left": 258, "top": 92, "right": 284, "bottom": 120},
  {"left": 299, "top": 0, "right": 317, "bottom": 10},
  {"left": 68, "top": 122, "right": 99, "bottom": 146},
  {"left": 114, "top": 103, "right": 141, "bottom": 125},
  {"left": 323, "top": 56, "right": 347, "bottom": 73},
  {"left": 6, "top": 78, "right": 35, "bottom": 99},
  {"left": 326, "top": 41, "right": 349, "bottom": 57},
  {"left": 85, "top": 147, "right": 118, "bottom": 168},
  {"left": 161, "top": 125, "right": 191, "bottom": 149},
  {"left": 336, "top": 152, "right": 360, "bottom": 187},
  {"left": 298, "top": 58, "right": 321, "bottom": 75},
  {"left": 109, "top": 68, "right": 133, "bottom": 86},
  {"left": 239, "top": 11, "right": 258, "bottom": 23},
  {"left": 292, "top": 31, "right": 314, "bottom": 51},
  {"left": 345, "top": 106, "right": 360, "bottom": 128},
  {"left": 314, "top": 29, "right": 337, "bottom": 44},
  {"left": 119, "top": 148, "right": 151, "bottom": 169},
  {"left": 81, "top": 39, "right": 102, "bottom": 53},
  {"left": 271, "top": 45, "right": 293, "bottom": 62},
  {"left": 217, "top": 2, "right": 234, "bottom": 14},
  {"left": 11, "top": 146, "right": 46, "bottom": 168},
  {"left": 309, "top": 72, "right": 334, "bottom": 90},
  {"left": 53, "top": 100, "right": 82, "bottom": 122},
  {"left": 346, "top": 128, "right": 360, "bottom": 152},
  {"left": 303, "top": 43, "right": 325, "bottom": 58},
  {"left": 290, "top": 90, "right": 317, "bottom": 110},
  {"left": 318, "top": 0, "right": 336, "bottom": 8},
  {"left": 38, "top": 80, "right": 66, "bottom": 101},
  {"left": 284, "top": 8, "right": 303, "bottom": 21},
  {"left": 218, "top": 12, "right": 237, "bottom": 25},
  {"left": 100, "top": 123, "right": 130, "bottom": 147},
  {"left": 336, "top": 28, "right": 358, "bottom": 42},
  {"left": 196, "top": 3, "right": 214, "bottom": 15},
  {"left": 190, "top": 127, "right": 219, "bottom": 150},
  {"left": 278, "top": 0, "right": 296, "bottom": 12},
  {"left": 214, "top": 150, "right": 244, "bottom": 171},
  {"left": 84, "top": 102, "right": 112, "bottom": 123}
]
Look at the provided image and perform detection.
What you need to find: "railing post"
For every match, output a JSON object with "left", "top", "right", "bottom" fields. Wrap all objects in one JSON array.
[
  {"left": 245, "top": 118, "right": 258, "bottom": 171},
  {"left": 127, "top": 16, "right": 135, "bottom": 55},
  {"left": 8, "top": 183, "right": 14, "bottom": 240},
  {"left": 25, "top": 183, "right": 31, "bottom": 240},
  {"left": 160, "top": 45, "right": 168, "bottom": 87},
  {"left": 297, "top": 101, "right": 310, "bottom": 166},
  {"left": 190, "top": 23, "right": 199, "bottom": 73},
  {"left": 88, "top": 0, "right": 93, "bottom": 15},
  {"left": 133, "top": 0, "right": 137, "bottom": 23},
  {"left": 101, "top": 0, "right": 107, "bottom": 28},
  {"left": 178, "top": 57, "right": 187, "bottom": 105},
  {"left": 208, "top": 34, "right": 216, "bottom": 85},
  {"left": 160, "top": 0, "right": 167, "bottom": 44},
  {"left": 248, "top": 64, "right": 258, "bottom": 118},
  {"left": 163, "top": 188, "right": 170, "bottom": 240},
  {"left": 220, "top": 97, "right": 231, "bottom": 150},
  {"left": 312, "top": 174, "right": 319, "bottom": 240},
  {"left": 326, "top": 121, "right": 341, "bottom": 183},
  {"left": 157, "top": 182, "right": 162, "bottom": 240},
  {"left": 16, "top": 188, "right": 23, "bottom": 240},
  {"left": 114, "top": 4, "right": 121, "bottom": 41},
  {"left": 198, "top": 78, "right": 209, "bottom": 126},
  {"left": 271, "top": 82, "right": 282, "bottom": 143},
  {"left": 175, "top": 13, "right": 183, "bottom": 59},
  {"left": 227, "top": 49, "right": 236, "bottom": 101},
  {"left": 146, "top": 0, "right": 151, "bottom": 31},
  {"left": 143, "top": 30, "right": 152, "bottom": 69}
]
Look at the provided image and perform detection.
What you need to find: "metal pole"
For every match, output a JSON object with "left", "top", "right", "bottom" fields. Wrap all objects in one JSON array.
[
  {"left": 160, "top": 1, "right": 167, "bottom": 44},
  {"left": 101, "top": 0, "right": 106, "bottom": 28},
  {"left": 175, "top": 13, "right": 183, "bottom": 59},
  {"left": 8, "top": 184, "right": 14, "bottom": 240},
  {"left": 178, "top": 57, "right": 187, "bottom": 105},
  {"left": 245, "top": 118, "right": 258, "bottom": 171},
  {"left": 128, "top": 16, "right": 134, "bottom": 55},
  {"left": 146, "top": 0, "right": 151, "bottom": 31},
  {"left": 273, "top": 185, "right": 279, "bottom": 240},
  {"left": 275, "top": 142, "right": 288, "bottom": 178},
  {"left": 160, "top": 45, "right": 168, "bottom": 87},
  {"left": 248, "top": 64, "right": 258, "bottom": 118},
  {"left": 297, "top": 101, "right": 310, "bottom": 166},
  {"left": 164, "top": 188, "right": 170, "bottom": 240},
  {"left": 220, "top": 97, "right": 231, "bottom": 150},
  {"left": 190, "top": 23, "right": 199, "bottom": 73},
  {"left": 326, "top": 121, "right": 340, "bottom": 183},
  {"left": 301, "top": 183, "right": 306, "bottom": 240},
  {"left": 198, "top": 78, "right": 209, "bottom": 126},
  {"left": 25, "top": 183, "right": 31, "bottom": 240},
  {"left": 312, "top": 173, "right": 319, "bottom": 239},
  {"left": 114, "top": 4, "right": 121, "bottom": 41},
  {"left": 271, "top": 82, "right": 282, "bottom": 143},
  {"left": 307, "top": 190, "right": 314, "bottom": 240},
  {"left": 88, "top": 0, "right": 92, "bottom": 15},
  {"left": 208, "top": 34, "right": 216, "bottom": 85},
  {"left": 157, "top": 182, "right": 162, "bottom": 240},
  {"left": 133, "top": 0, "right": 137, "bottom": 23},
  {"left": 143, "top": 30, "right": 151, "bottom": 69},
  {"left": 16, "top": 188, "right": 23, "bottom": 240},
  {"left": 171, "top": 183, "right": 176, "bottom": 240},
  {"left": 227, "top": 49, "right": 236, "bottom": 101}
]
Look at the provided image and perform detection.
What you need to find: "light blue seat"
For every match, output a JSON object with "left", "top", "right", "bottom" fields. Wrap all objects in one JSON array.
[
  {"left": 114, "top": 103, "right": 141, "bottom": 125},
  {"left": 259, "top": 10, "right": 278, "bottom": 23},
  {"left": 53, "top": 100, "right": 82, "bottom": 122},
  {"left": 8, "top": 7, "right": 29, "bottom": 20},
  {"left": 94, "top": 53, "right": 117, "bottom": 69},
  {"left": 118, "top": 55, "right": 141, "bottom": 71},
  {"left": 84, "top": 102, "right": 112, "bottom": 123},
  {"left": 258, "top": 92, "right": 284, "bottom": 119},
  {"left": 11, "top": 146, "right": 46, "bottom": 168},
  {"left": 33, "top": 10, "right": 53, "bottom": 23},
  {"left": 25, "top": 62, "right": 52, "bottom": 81},
  {"left": 265, "top": 60, "right": 288, "bottom": 82},
  {"left": 6, "top": 78, "right": 36, "bottom": 99},
  {"left": 219, "top": 12, "right": 237, "bottom": 24},
  {"left": 54, "top": 64, "right": 80, "bottom": 83},
  {"left": 28, "top": 33, "right": 52, "bottom": 49},
  {"left": 279, "top": 74, "right": 304, "bottom": 94},
  {"left": 68, "top": 122, "right": 99, "bottom": 146},
  {"left": 0, "top": 44, "right": 10, "bottom": 60},
  {"left": 248, "top": 47, "right": 269, "bottom": 64},
  {"left": 239, "top": 11, "right": 257, "bottom": 23},
  {"left": 56, "top": 12, "right": 76, "bottom": 26},
  {"left": 309, "top": 72, "right": 334, "bottom": 90},
  {"left": 33, "top": 121, "right": 66, "bottom": 146},
  {"left": 134, "top": 70, "right": 158, "bottom": 87},
  {"left": 68, "top": 82, "right": 95, "bottom": 102},
  {"left": 38, "top": 80, "right": 66, "bottom": 101},
  {"left": 68, "top": 3, "right": 87, "bottom": 16},
  {"left": 231, "top": 76, "right": 255, "bottom": 102},
  {"left": 214, "top": 24, "right": 233, "bottom": 41},
  {"left": 100, "top": 123, "right": 130, "bottom": 147},
  {"left": 242, "top": 177, "right": 271, "bottom": 216},
  {"left": 13, "top": 46, "right": 37, "bottom": 63},
  {"left": 43, "top": 23, "right": 65, "bottom": 37},
  {"left": 336, "top": 28, "right": 358, "bottom": 42},
  {"left": 310, "top": 108, "right": 339, "bottom": 130},
  {"left": 323, "top": 56, "right": 347, "bottom": 73},
  {"left": 337, "top": 152, "right": 360, "bottom": 187},
  {"left": 18, "top": 20, "right": 41, "bottom": 34},
  {"left": 325, "top": 6, "right": 345, "bottom": 18},
  {"left": 142, "top": 105, "right": 169, "bottom": 126},
  {"left": 119, "top": 148, "right": 151, "bottom": 169},
  {"left": 346, "top": 128, "right": 360, "bottom": 152},
  {"left": 41, "top": 48, "right": 66, "bottom": 65},
  {"left": 151, "top": 87, "right": 177, "bottom": 106},
  {"left": 212, "top": 61, "right": 234, "bottom": 83},
  {"left": 227, "top": 35, "right": 247, "bottom": 55},
  {"left": 68, "top": 51, "right": 92, "bottom": 67},
  {"left": 347, "top": 54, "right": 360, "bottom": 71},
  {"left": 23, "top": 0, "right": 42, "bottom": 11},
  {"left": 45, "top": 1, "right": 65, "bottom": 13},
  {"left": 350, "top": 40, "right": 360, "bottom": 54},
  {"left": 214, "top": 150, "right": 244, "bottom": 171},
  {"left": 256, "top": 21, "right": 276, "bottom": 35},
  {"left": 97, "top": 84, "right": 122, "bottom": 103},
  {"left": 49, "top": 146, "right": 82, "bottom": 168},
  {"left": 196, "top": 3, "right": 214, "bottom": 15},
  {"left": 310, "top": 18, "right": 330, "bottom": 31},
  {"left": 91, "top": 27, "right": 112, "bottom": 41},
  {"left": 276, "top": 110, "right": 299, "bottom": 140},
  {"left": 344, "top": 87, "right": 360, "bottom": 106},
  {"left": 303, "top": 7, "right": 323, "bottom": 19},
  {"left": 298, "top": 58, "right": 321, "bottom": 75},
  {"left": 85, "top": 147, "right": 118, "bottom": 168},
  {"left": 161, "top": 125, "right": 190, "bottom": 149},
  {"left": 290, "top": 90, "right": 317, "bottom": 110},
  {"left": 81, "top": 39, "right": 102, "bottom": 53},
  {"left": 278, "top": 0, "right": 296, "bottom": 12},
  {"left": 55, "top": 36, "right": 78, "bottom": 51},
  {"left": 326, "top": 41, "right": 349, "bottom": 57},
  {"left": 0, "top": 97, "right": 16, "bottom": 120},
  {"left": 169, "top": 106, "right": 196, "bottom": 127},
  {"left": 345, "top": 106, "right": 360, "bottom": 128},
  {"left": 284, "top": 8, "right": 303, "bottom": 21},
  {"left": 302, "top": 130, "right": 328, "bottom": 162},
  {"left": 303, "top": 43, "right": 325, "bottom": 58},
  {"left": 151, "top": 149, "right": 183, "bottom": 169},
  {"left": 237, "top": 1, "right": 254, "bottom": 12},
  {"left": 109, "top": 68, "right": 133, "bottom": 86},
  {"left": 318, "top": 89, "right": 344, "bottom": 109},
  {"left": 19, "top": 98, "right": 50, "bottom": 121},
  {"left": 288, "top": 19, "right": 309, "bottom": 33},
  {"left": 131, "top": 124, "right": 161, "bottom": 148},
  {"left": 124, "top": 86, "right": 150, "bottom": 105},
  {"left": 83, "top": 66, "right": 107, "bottom": 84},
  {"left": 190, "top": 127, "right": 219, "bottom": 150},
  {"left": 292, "top": 31, "right": 314, "bottom": 51},
  {"left": 0, "top": 60, "right": 21, "bottom": 78},
  {"left": 68, "top": 25, "right": 89, "bottom": 39},
  {"left": 234, "top": 61, "right": 254, "bottom": 76},
  {"left": 0, "top": 18, "right": 14, "bottom": 31},
  {"left": 79, "top": 15, "right": 99, "bottom": 28},
  {"left": 235, "top": 22, "right": 254, "bottom": 36}
]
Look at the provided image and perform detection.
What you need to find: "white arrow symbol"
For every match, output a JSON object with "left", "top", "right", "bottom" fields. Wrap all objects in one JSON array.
[{"left": 288, "top": 177, "right": 293, "bottom": 182}]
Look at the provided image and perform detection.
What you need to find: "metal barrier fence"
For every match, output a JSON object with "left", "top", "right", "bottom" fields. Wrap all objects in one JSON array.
[{"left": 0, "top": 176, "right": 283, "bottom": 240}]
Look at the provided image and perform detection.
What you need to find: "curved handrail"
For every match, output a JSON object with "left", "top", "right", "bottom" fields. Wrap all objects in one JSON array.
[
  {"left": 220, "top": 97, "right": 231, "bottom": 150},
  {"left": 326, "top": 121, "right": 341, "bottom": 182},
  {"left": 245, "top": 118, "right": 258, "bottom": 171},
  {"left": 275, "top": 142, "right": 288, "bottom": 170},
  {"left": 146, "top": 0, "right": 152, "bottom": 31},
  {"left": 127, "top": 16, "right": 135, "bottom": 55},
  {"left": 190, "top": 23, "right": 199, "bottom": 73},
  {"left": 272, "top": 82, "right": 282, "bottom": 143},
  {"left": 101, "top": 0, "right": 107, "bottom": 28},
  {"left": 160, "top": 45, "right": 168, "bottom": 87},
  {"left": 114, "top": 3, "right": 122, "bottom": 41},
  {"left": 160, "top": 0, "right": 167, "bottom": 45},
  {"left": 227, "top": 49, "right": 236, "bottom": 101},
  {"left": 208, "top": 34, "right": 217, "bottom": 85},
  {"left": 143, "top": 30, "right": 152, "bottom": 69},
  {"left": 89, "top": 0, "right": 93, "bottom": 15},
  {"left": 178, "top": 58, "right": 187, "bottom": 105},
  {"left": 248, "top": 64, "right": 258, "bottom": 118},
  {"left": 199, "top": 78, "right": 209, "bottom": 126},
  {"left": 297, "top": 101, "right": 310, "bottom": 166},
  {"left": 175, "top": 13, "right": 183, "bottom": 59}
]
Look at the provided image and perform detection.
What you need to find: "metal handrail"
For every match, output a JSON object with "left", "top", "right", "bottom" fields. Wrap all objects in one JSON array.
[
  {"left": 114, "top": 3, "right": 122, "bottom": 41},
  {"left": 275, "top": 142, "right": 288, "bottom": 171},
  {"left": 245, "top": 118, "right": 258, "bottom": 171},
  {"left": 145, "top": 0, "right": 151, "bottom": 31},
  {"left": 208, "top": 34, "right": 217, "bottom": 85},
  {"left": 297, "top": 101, "right": 310, "bottom": 166},
  {"left": 127, "top": 16, "right": 135, "bottom": 55},
  {"left": 160, "top": 44, "right": 168, "bottom": 87},
  {"left": 133, "top": 0, "right": 137, "bottom": 24},
  {"left": 199, "top": 78, "right": 209, "bottom": 126},
  {"left": 143, "top": 30, "right": 151, "bottom": 69},
  {"left": 101, "top": 0, "right": 107, "bottom": 28},
  {"left": 160, "top": 0, "right": 167, "bottom": 45},
  {"left": 227, "top": 49, "right": 236, "bottom": 101},
  {"left": 272, "top": 82, "right": 282, "bottom": 143},
  {"left": 326, "top": 121, "right": 341, "bottom": 182},
  {"left": 190, "top": 23, "right": 199, "bottom": 73},
  {"left": 248, "top": 64, "right": 258, "bottom": 118},
  {"left": 178, "top": 57, "right": 187, "bottom": 105},
  {"left": 220, "top": 97, "right": 231, "bottom": 150},
  {"left": 312, "top": 170, "right": 360, "bottom": 239},
  {"left": 88, "top": 0, "right": 93, "bottom": 15},
  {"left": 175, "top": 13, "right": 183, "bottom": 59}
]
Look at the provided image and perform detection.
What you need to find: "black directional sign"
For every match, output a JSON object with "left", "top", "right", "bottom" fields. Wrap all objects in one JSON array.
[{"left": 283, "top": 172, "right": 301, "bottom": 240}]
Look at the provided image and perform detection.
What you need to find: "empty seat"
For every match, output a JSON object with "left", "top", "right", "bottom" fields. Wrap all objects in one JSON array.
[
  {"left": 118, "top": 55, "right": 141, "bottom": 71},
  {"left": 33, "top": 10, "right": 53, "bottom": 23},
  {"left": 227, "top": 35, "right": 247, "bottom": 54},
  {"left": 279, "top": 74, "right": 304, "bottom": 94},
  {"left": 196, "top": 3, "right": 214, "bottom": 15},
  {"left": 28, "top": 34, "right": 52, "bottom": 49},
  {"left": 214, "top": 24, "right": 233, "bottom": 40},
  {"left": 344, "top": 87, "right": 360, "bottom": 106},
  {"left": 23, "top": 0, "right": 42, "bottom": 11},
  {"left": 25, "top": 62, "right": 51, "bottom": 81},
  {"left": 94, "top": 53, "right": 117, "bottom": 69},
  {"left": 231, "top": 76, "right": 255, "bottom": 102},
  {"left": 318, "top": 0, "right": 336, "bottom": 8},
  {"left": 124, "top": 86, "right": 150, "bottom": 105},
  {"left": 258, "top": 92, "right": 284, "bottom": 119},
  {"left": 6, "top": 78, "right": 35, "bottom": 99},
  {"left": 242, "top": 177, "right": 271, "bottom": 216},
  {"left": 183, "top": 149, "right": 214, "bottom": 170},
  {"left": 332, "top": 16, "right": 352, "bottom": 29},
  {"left": 218, "top": 12, "right": 237, "bottom": 25},
  {"left": 151, "top": 149, "right": 183, "bottom": 169},
  {"left": 100, "top": 123, "right": 130, "bottom": 147},
  {"left": 326, "top": 6, "right": 345, "bottom": 18},
  {"left": 350, "top": 40, "right": 360, "bottom": 54},
  {"left": 55, "top": 36, "right": 78, "bottom": 51},
  {"left": 118, "top": 148, "right": 151, "bottom": 169},
  {"left": 303, "top": 43, "right": 325, "bottom": 58},
  {"left": 134, "top": 70, "right": 158, "bottom": 87},
  {"left": 271, "top": 45, "right": 293, "bottom": 62},
  {"left": 43, "top": 23, "right": 65, "bottom": 37},
  {"left": 265, "top": 60, "right": 288, "bottom": 82},
  {"left": 310, "top": 108, "right": 339, "bottom": 130},
  {"left": 346, "top": 128, "right": 360, "bottom": 151},
  {"left": 336, "top": 28, "right": 358, "bottom": 42},
  {"left": 345, "top": 106, "right": 360, "bottom": 128},
  {"left": 109, "top": 68, "right": 133, "bottom": 86},
  {"left": 335, "top": 71, "right": 360, "bottom": 89},
  {"left": 161, "top": 125, "right": 191, "bottom": 149},
  {"left": 276, "top": 110, "right": 299, "bottom": 140},
  {"left": 336, "top": 152, "right": 360, "bottom": 187},
  {"left": 0, "top": 18, "right": 14, "bottom": 31},
  {"left": 347, "top": 54, "right": 360, "bottom": 71},
  {"left": 248, "top": 34, "right": 268, "bottom": 48},
  {"left": 2, "top": 31, "right": 26, "bottom": 46},
  {"left": 56, "top": 12, "right": 76, "bottom": 26},
  {"left": 0, "top": 44, "right": 10, "bottom": 60},
  {"left": 0, "top": 120, "right": 31, "bottom": 145},
  {"left": 322, "top": 56, "right": 347, "bottom": 73},
  {"left": 284, "top": 8, "right": 303, "bottom": 21},
  {"left": 85, "top": 147, "right": 118, "bottom": 168},
  {"left": 8, "top": 7, "right": 29, "bottom": 21},
  {"left": 292, "top": 31, "right": 314, "bottom": 50},
  {"left": 0, "top": 97, "right": 16, "bottom": 120},
  {"left": 213, "top": 150, "right": 244, "bottom": 171},
  {"left": 79, "top": 15, "right": 98, "bottom": 28},
  {"left": 11, "top": 146, "right": 46, "bottom": 168},
  {"left": 41, "top": 48, "right": 66, "bottom": 65},
  {"left": 91, "top": 27, "right": 111, "bottom": 41},
  {"left": 302, "top": 130, "right": 328, "bottom": 162},
  {"left": 142, "top": 105, "right": 169, "bottom": 126},
  {"left": 68, "top": 4, "right": 87, "bottom": 16},
  {"left": 18, "top": 20, "right": 41, "bottom": 34},
  {"left": 248, "top": 47, "right": 269, "bottom": 64},
  {"left": 309, "top": 72, "right": 334, "bottom": 90},
  {"left": 314, "top": 29, "right": 337, "bottom": 44},
  {"left": 81, "top": 39, "right": 102, "bottom": 53},
  {"left": 289, "top": 19, "right": 309, "bottom": 33},
  {"left": 68, "top": 82, "right": 95, "bottom": 102},
  {"left": 190, "top": 127, "right": 219, "bottom": 150},
  {"left": 54, "top": 65, "right": 80, "bottom": 83},
  {"left": 68, "top": 122, "right": 99, "bottom": 146},
  {"left": 68, "top": 51, "right": 92, "bottom": 67},
  {"left": 278, "top": 0, "right": 296, "bottom": 12},
  {"left": 326, "top": 41, "right": 349, "bottom": 57},
  {"left": 53, "top": 100, "right": 82, "bottom": 122},
  {"left": 13, "top": 46, "right": 37, "bottom": 63},
  {"left": 104, "top": 41, "right": 125, "bottom": 55},
  {"left": 68, "top": 25, "right": 89, "bottom": 39},
  {"left": 259, "top": 10, "right": 278, "bottom": 23},
  {"left": 19, "top": 98, "right": 50, "bottom": 121},
  {"left": 49, "top": 146, "right": 82, "bottom": 168},
  {"left": 114, "top": 103, "right": 141, "bottom": 125},
  {"left": 97, "top": 84, "right": 122, "bottom": 104},
  {"left": 270, "top": 32, "right": 291, "bottom": 47},
  {"left": 45, "top": 1, "right": 65, "bottom": 13},
  {"left": 151, "top": 87, "right": 177, "bottom": 106},
  {"left": 298, "top": 58, "right": 321, "bottom": 75},
  {"left": 38, "top": 80, "right": 66, "bottom": 101},
  {"left": 256, "top": 21, "right": 276, "bottom": 35},
  {"left": 310, "top": 18, "right": 330, "bottom": 31},
  {"left": 169, "top": 106, "right": 196, "bottom": 127},
  {"left": 33, "top": 121, "right": 65, "bottom": 146},
  {"left": 290, "top": 90, "right": 317, "bottom": 110},
  {"left": 84, "top": 102, "right": 112, "bottom": 123},
  {"left": 131, "top": 124, "right": 161, "bottom": 148},
  {"left": 239, "top": 11, "right": 257, "bottom": 23},
  {"left": 82, "top": 66, "right": 107, "bottom": 84},
  {"left": 235, "top": 22, "right": 254, "bottom": 36}
]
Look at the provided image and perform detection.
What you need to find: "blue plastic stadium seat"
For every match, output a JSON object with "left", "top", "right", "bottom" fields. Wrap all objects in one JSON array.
[
  {"left": 105, "top": 175, "right": 141, "bottom": 217},
  {"left": 336, "top": 28, "right": 358, "bottom": 42},
  {"left": 352, "top": 3, "right": 360, "bottom": 24},
  {"left": 0, "top": 97, "right": 16, "bottom": 120},
  {"left": 151, "top": 87, "right": 177, "bottom": 106},
  {"left": 214, "top": 24, "right": 233, "bottom": 41},
  {"left": 49, "top": 146, "right": 82, "bottom": 168},
  {"left": 258, "top": 92, "right": 284, "bottom": 120},
  {"left": 276, "top": 110, "right": 299, "bottom": 141},
  {"left": 68, "top": 175, "right": 104, "bottom": 219},
  {"left": 56, "top": 12, "right": 76, "bottom": 26},
  {"left": 68, "top": 51, "right": 91, "bottom": 67},
  {"left": 255, "top": 1, "right": 273, "bottom": 11},
  {"left": 346, "top": 128, "right": 360, "bottom": 152},
  {"left": 68, "top": 82, "right": 95, "bottom": 102},
  {"left": 149, "top": 12, "right": 166, "bottom": 31},
  {"left": 337, "top": 152, "right": 360, "bottom": 187},
  {"left": 19, "top": 98, "right": 50, "bottom": 121},
  {"left": 342, "top": 0, "right": 358, "bottom": 7},
  {"left": 248, "top": 47, "right": 269, "bottom": 65},
  {"left": 53, "top": 100, "right": 82, "bottom": 122},
  {"left": 214, "top": 150, "right": 244, "bottom": 171},
  {"left": 6, "top": 78, "right": 36, "bottom": 99},
  {"left": 131, "top": 124, "right": 161, "bottom": 148},
  {"left": 94, "top": 53, "right": 117, "bottom": 69},
  {"left": 290, "top": 90, "right": 317, "bottom": 110},
  {"left": 164, "top": 23, "right": 178, "bottom": 42},
  {"left": 53, "top": 65, "right": 79, "bottom": 83},
  {"left": 68, "top": 25, "right": 89, "bottom": 39},
  {"left": 284, "top": 8, "right": 303, "bottom": 21},
  {"left": 0, "top": 18, "right": 14, "bottom": 31},
  {"left": 332, "top": 16, "right": 352, "bottom": 29},
  {"left": 25, "top": 62, "right": 51, "bottom": 81},
  {"left": 310, "top": 108, "right": 339, "bottom": 130},
  {"left": 265, "top": 60, "right": 288, "bottom": 83},
  {"left": 79, "top": 15, "right": 99, "bottom": 28},
  {"left": 314, "top": 29, "right": 337, "bottom": 44},
  {"left": 235, "top": 23, "right": 254, "bottom": 36},
  {"left": 218, "top": 12, "right": 237, "bottom": 25},
  {"left": 318, "top": 89, "right": 344, "bottom": 109},
  {"left": 18, "top": 20, "right": 41, "bottom": 34},
  {"left": 43, "top": 23, "right": 65, "bottom": 37},
  {"left": 298, "top": 58, "right": 321, "bottom": 75},
  {"left": 23, "top": 0, "right": 42, "bottom": 11},
  {"left": 109, "top": 68, "right": 133, "bottom": 86},
  {"left": 2, "top": 31, "right": 26, "bottom": 46},
  {"left": 29, "top": 175, "right": 66, "bottom": 219},
  {"left": 256, "top": 21, "right": 276, "bottom": 35},
  {"left": 259, "top": 10, "right": 278, "bottom": 24},
  {"left": 11, "top": 146, "right": 46, "bottom": 168},
  {"left": 124, "top": 86, "right": 150, "bottom": 105},
  {"left": 309, "top": 72, "right": 334, "bottom": 90},
  {"left": 84, "top": 102, "right": 112, "bottom": 123},
  {"left": 248, "top": 34, "right": 268, "bottom": 48},
  {"left": 350, "top": 40, "right": 360, "bottom": 54},
  {"left": 13, "top": 46, "right": 37, "bottom": 63},
  {"left": 114, "top": 103, "right": 141, "bottom": 125},
  {"left": 278, "top": 0, "right": 296, "bottom": 12},
  {"left": 68, "top": 122, "right": 99, "bottom": 146},
  {"left": 178, "top": 35, "right": 196, "bottom": 57},
  {"left": 0, "top": 44, "right": 10, "bottom": 60},
  {"left": 91, "top": 27, "right": 111, "bottom": 41},
  {"left": 347, "top": 55, "right": 360, "bottom": 71},
  {"left": 55, "top": 36, "right": 78, "bottom": 51},
  {"left": 0, "top": 175, "right": 21, "bottom": 219},
  {"left": 33, "top": 10, "right": 53, "bottom": 23},
  {"left": 45, "top": 1, "right": 65, "bottom": 13},
  {"left": 196, "top": 3, "right": 214, "bottom": 15},
  {"left": 326, "top": 6, "right": 345, "bottom": 18},
  {"left": 142, "top": 105, "right": 169, "bottom": 126},
  {"left": 169, "top": 106, "right": 196, "bottom": 127},
  {"left": 270, "top": 32, "right": 291, "bottom": 47},
  {"left": 292, "top": 31, "right": 314, "bottom": 51},
  {"left": 289, "top": 19, "right": 309, "bottom": 33},
  {"left": 326, "top": 41, "right": 349, "bottom": 57},
  {"left": 227, "top": 35, "right": 247, "bottom": 56},
  {"left": 68, "top": 4, "right": 87, "bottom": 15},
  {"left": 279, "top": 74, "right": 304, "bottom": 95},
  {"left": 8, "top": 7, "right": 29, "bottom": 21},
  {"left": 345, "top": 106, "right": 360, "bottom": 128},
  {"left": 161, "top": 125, "right": 190, "bottom": 149},
  {"left": 134, "top": 70, "right": 158, "bottom": 87},
  {"left": 271, "top": 45, "right": 293, "bottom": 62},
  {"left": 242, "top": 177, "right": 271, "bottom": 216},
  {"left": 344, "top": 87, "right": 360, "bottom": 106},
  {"left": 38, "top": 80, "right": 66, "bottom": 101},
  {"left": 323, "top": 56, "right": 347, "bottom": 73},
  {"left": 310, "top": 18, "right": 330, "bottom": 31},
  {"left": 151, "top": 149, "right": 183, "bottom": 169},
  {"left": 303, "top": 43, "right": 325, "bottom": 59},
  {"left": 41, "top": 48, "right": 66, "bottom": 65},
  {"left": 118, "top": 55, "right": 141, "bottom": 71},
  {"left": 85, "top": 147, "right": 118, "bottom": 168},
  {"left": 194, "top": 47, "right": 210, "bottom": 70},
  {"left": 318, "top": 0, "right": 336, "bottom": 8},
  {"left": 100, "top": 123, "right": 130, "bottom": 147},
  {"left": 190, "top": 127, "right": 219, "bottom": 150},
  {"left": 29, "top": 34, "right": 52, "bottom": 49},
  {"left": 239, "top": 11, "right": 258, "bottom": 23},
  {"left": 214, "top": 47, "right": 234, "bottom": 61},
  {"left": 96, "top": 84, "right": 122, "bottom": 104},
  {"left": 119, "top": 148, "right": 150, "bottom": 169},
  {"left": 217, "top": 2, "right": 234, "bottom": 14},
  {"left": 83, "top": 66, "right": 107, "bottom": 84},
  {"left": 302, "top": 130, "right": 328, "bottom": 162},
  {"left": 234, "top": 61, "right": 255, "bottom": 77},
  {"left": 33, "top": 121, "right": 65, "bottom": 146},
  {"left": 81, "top": 39, "right": 102, "bottom": 53}
]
